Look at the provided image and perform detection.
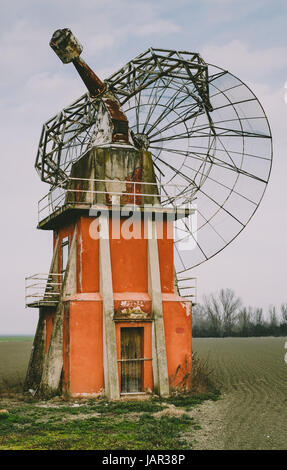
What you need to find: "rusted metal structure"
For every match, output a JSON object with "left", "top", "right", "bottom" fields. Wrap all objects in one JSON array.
[{"left": 25, "top": 29, "right": 272, "bottom": 399}]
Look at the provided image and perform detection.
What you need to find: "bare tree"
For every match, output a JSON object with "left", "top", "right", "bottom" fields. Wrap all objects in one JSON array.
[
  {"left": 254, "top": 307, "right": 264, "bottom": 326},
  {"left": 202, "top": 288, "right": 242, "bottom": 337},
  {"left": 193, "top": 295, "right": 287, "bottom": 337},
  {"left": 219, "top": 288, "right": 242, "bottom": 336},
  {"left": 237, "top": 307, "right": 252, "bottom": 336},
  {"left": 192, "top": 304, "right": 207, "bottom": 336},
  {"left": 280, "top": 303, "right": 287, "bottom": 323},
  {"left": 202, "top": 293, "right": 223, "bottom": 336},
  {"left": 268, "top": 305, "right": 278, "bottom": 334}
]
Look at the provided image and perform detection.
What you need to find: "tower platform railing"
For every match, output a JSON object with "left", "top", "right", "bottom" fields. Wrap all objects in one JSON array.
[
  {"left": 38, "top": 177, "right": 195, "bottom": 224},
  {"left": 175, "top": 276, "right": 197, "bottom": 304},
  {"left": 24, "top": 272, "right": 197, "bottom": 307},
  {"left": 25, "top": 273, "right": 62, "bottom": 308}
]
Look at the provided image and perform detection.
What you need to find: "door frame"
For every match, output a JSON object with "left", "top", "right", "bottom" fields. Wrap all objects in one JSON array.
[{"left": 116, "top": 322, "right": 153, "bottom": 394}]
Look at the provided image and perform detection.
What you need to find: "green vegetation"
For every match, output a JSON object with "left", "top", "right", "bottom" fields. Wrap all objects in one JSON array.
[
  {"left": 0, "top": 396, "right": 219, "bottom": 450},
  {"left": 0, "top": 336, "right": 219, "bottom": 450},
  {"left": 163, "top": 391, "right": 220, "bottom": 410}
]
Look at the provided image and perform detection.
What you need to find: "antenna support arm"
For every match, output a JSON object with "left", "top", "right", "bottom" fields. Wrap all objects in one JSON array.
[{"left": 50, "top": 28, "right": 106, "bottom": 97}]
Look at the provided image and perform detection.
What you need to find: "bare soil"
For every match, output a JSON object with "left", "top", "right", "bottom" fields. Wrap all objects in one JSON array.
[{"left": 192, "top": 337, "right": 287, "bottom": 450}]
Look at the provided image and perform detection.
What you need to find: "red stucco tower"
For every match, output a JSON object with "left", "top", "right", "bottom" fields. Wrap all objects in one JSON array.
[{"left": 25, "top": 29, "right": 193, "bottom": 399}]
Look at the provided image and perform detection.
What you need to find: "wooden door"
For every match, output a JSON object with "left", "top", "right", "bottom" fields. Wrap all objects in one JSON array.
[{"left": 120, "top": 327, "right": 143, "bottom": 393}]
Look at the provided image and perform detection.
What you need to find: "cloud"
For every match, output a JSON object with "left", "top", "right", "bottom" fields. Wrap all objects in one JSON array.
[
  {"left": 85, "top": 18, "right": 180, "bottom": 56},
  {"left": 88, "top": 33, "right": 117, "bottom": 54},
  {"left": 135, "top": 20, "right": 181, "bottom": 36},
  {"left": 202, "top": 40, "right": 287, "bottom": 81},
  {"left": 0, "top": 3, "right": 182, "bottom": 107}
]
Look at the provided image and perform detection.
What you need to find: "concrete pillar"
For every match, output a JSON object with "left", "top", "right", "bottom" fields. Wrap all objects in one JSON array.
[
  {"left": 99, "top": 214, "right": 120, "bottom": 399},
  {"left": 24, "top": 236, "right": 60, "bottom": 393},
  {"left": 37, "top": 229, "right": 77, "bottom": 399},
  {"left": 147, "top": 218, "right": 170, "bottom": 397},
  {"left": 23, "top": 309, "right": 46, "bottom": 392}
]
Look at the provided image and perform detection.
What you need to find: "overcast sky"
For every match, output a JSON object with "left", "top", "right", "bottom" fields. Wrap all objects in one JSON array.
[{"left": 1, "top": 0, "right": 286, "bottom": 334}]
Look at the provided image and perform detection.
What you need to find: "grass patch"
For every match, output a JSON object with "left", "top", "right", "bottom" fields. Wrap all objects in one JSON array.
[
  {"left": 0, "top": 391, "right": 219, "bottom": 450},
  {"left": 0, "top": 404, "right": 195, "bottom": 450},
  {"left": 0, "top": 345, "right": 220, "bottom": 450},
  {"left": 162, "top": 391, "right": 220, "bottom": 411},
  {"left": 87, "top": 399, "right": 165, "bottom": 415}
]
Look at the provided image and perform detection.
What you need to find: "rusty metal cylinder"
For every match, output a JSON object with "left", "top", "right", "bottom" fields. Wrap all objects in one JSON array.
[
  {"left": 50, "top": 28, "right": 106, "bottom": 97},
  {"left": 50, "top": 28, "right": 83, "bottom": 63}
]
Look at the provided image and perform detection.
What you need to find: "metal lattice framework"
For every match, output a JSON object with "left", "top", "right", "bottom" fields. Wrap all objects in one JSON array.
[
  {"left": 35, "top": 93, "right": 100, "bottom": 185},
  {"left": 35, "top": 47, "right": 273, "bottom": 273},
  {"left": 105, "top": 48, "right": 212, "bottom": 109}
]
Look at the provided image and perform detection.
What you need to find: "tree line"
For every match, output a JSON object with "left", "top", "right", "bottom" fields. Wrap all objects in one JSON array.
[{"left": 192, "top": 288, "right": 287, "bottom": 337}]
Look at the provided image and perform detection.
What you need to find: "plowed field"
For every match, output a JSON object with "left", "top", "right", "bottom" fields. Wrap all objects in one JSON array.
[{"left": 192, "top": 337, "right": 287, "bottom": 450}]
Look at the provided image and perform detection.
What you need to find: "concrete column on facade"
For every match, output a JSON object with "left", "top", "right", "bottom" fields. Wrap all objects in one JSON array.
[
  {"left": 99, "top": 214, "right": 120, "bottom": 400},
  {"left": 147, "top": 218, "right": 170, "bottom": 397}
]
